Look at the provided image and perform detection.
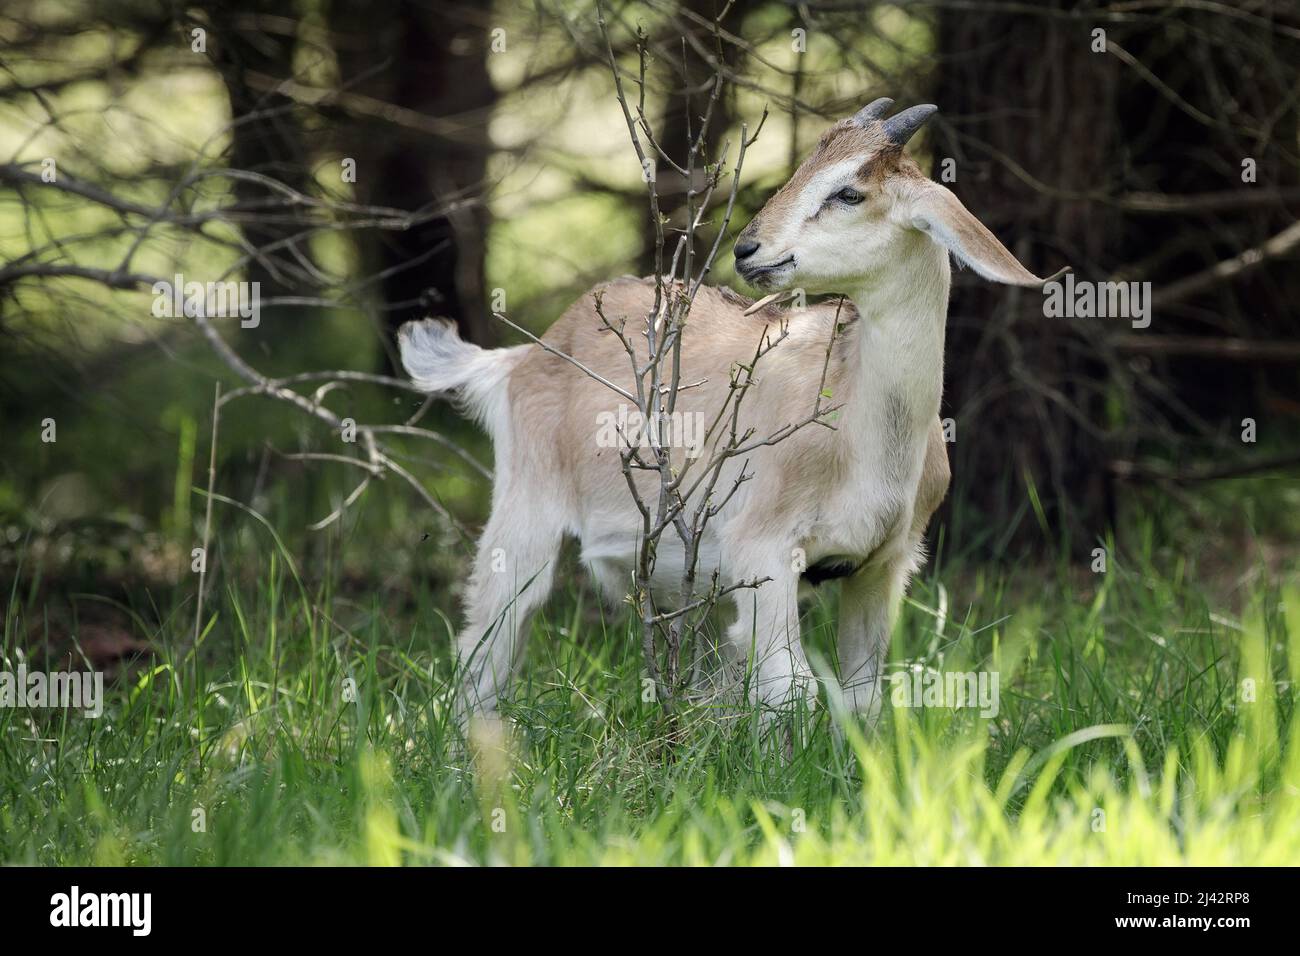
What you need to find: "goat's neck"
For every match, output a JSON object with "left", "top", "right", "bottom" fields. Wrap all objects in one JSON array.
[{"left": 843, "top": 237, "right": 950, "bottom": 478}]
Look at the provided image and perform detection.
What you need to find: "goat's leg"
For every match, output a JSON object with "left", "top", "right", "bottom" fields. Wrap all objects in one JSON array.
[
  {"left": 836, "top": 558, "right": 907, "bottom": 723},
  {"left": 455, "top": 502, "right": 563, "bottom": 716},
  {"left": 724, "top": 549, "right": 813, "bottom": 715}
]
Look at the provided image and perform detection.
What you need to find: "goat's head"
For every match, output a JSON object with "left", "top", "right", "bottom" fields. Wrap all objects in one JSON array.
[{"left": 734, "top": 98, "right": 1059, "bottom": 293}]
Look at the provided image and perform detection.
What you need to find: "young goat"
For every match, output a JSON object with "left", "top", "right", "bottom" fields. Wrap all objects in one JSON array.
[{"left": 400, "top": 99, "right": 1063, "bottom": 721}]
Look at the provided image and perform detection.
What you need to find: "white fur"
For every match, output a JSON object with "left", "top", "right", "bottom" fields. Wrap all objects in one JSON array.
[
  {"left": 398, "top": 241, "right": 950, "bottom": 722},
  {"left": 400, "top": 118, "right": 1050, "bottom": 723},
  {"left": 397, "top": 320, "right": 527, "bottom": 435}
]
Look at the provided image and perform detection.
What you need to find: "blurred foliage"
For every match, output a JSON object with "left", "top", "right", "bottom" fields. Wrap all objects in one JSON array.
[{"left": 0, "top": 0, "right": 1296, "bottom": 595}]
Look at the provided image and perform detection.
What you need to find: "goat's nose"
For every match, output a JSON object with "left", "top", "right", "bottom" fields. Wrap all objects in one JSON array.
[{"left": 734, "top": 237, "right": 760, "bottom": 261}]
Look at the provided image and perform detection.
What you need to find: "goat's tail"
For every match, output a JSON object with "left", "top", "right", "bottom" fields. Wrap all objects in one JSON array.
[{"left": 397, "top": 318, "right": 527, "bottom": 439}]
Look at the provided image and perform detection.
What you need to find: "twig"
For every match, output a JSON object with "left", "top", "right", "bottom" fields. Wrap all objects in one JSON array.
[{"left": 193, "top": 381, "right": 220, "bottom": 646}]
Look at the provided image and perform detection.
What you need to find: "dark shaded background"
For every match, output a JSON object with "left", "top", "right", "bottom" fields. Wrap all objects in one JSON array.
[{"left": 2, "top": 0, "right": 1297, "bottom": 600}]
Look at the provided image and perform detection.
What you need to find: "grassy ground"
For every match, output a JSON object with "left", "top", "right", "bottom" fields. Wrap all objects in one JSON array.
[
  {"left": 2, "top": 504, "right": 1297, "bottom": 867},
  {"left": 5, "top": 522, "right": 1294, "bottom": 868}
]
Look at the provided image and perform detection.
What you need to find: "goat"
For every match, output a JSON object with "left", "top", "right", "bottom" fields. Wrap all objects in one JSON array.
[{"left": 399, "top": 98, "right": 1063, "bottom": 722}]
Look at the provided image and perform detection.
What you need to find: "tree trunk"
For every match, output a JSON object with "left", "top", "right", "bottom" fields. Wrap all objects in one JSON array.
[
  {"left": 635, "top": 0, "right": 738, "bottom": 278},
  {"left": 934, "top": 3, "right": 1300, "bottom": 550},
  {"left": 209, "top": 0, "right": 315, "bottom": 358},
  {"left": 933, "top": 7, "right": 1119, "bottom": 549},
  {"left": 327, "top": 0, "right": 497, "bottom": 355}
]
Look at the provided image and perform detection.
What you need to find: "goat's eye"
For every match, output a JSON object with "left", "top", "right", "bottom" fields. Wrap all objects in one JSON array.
[{"left": 832, "top": 187, "right": 864, "bottom": 205}]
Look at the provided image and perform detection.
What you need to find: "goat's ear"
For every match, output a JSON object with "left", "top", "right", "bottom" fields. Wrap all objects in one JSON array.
[{"left": 906, "top": 182, "right": 1068, "bottom": 287}]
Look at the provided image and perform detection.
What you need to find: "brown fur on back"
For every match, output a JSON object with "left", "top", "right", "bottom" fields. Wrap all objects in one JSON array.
[{"left": 508, "top": 276, "right": 948, "bottom": 539}]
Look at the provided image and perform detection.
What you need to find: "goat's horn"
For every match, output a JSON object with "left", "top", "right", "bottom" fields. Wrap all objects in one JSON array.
[
  {"left": 852, "top": 97, "right": 894, "bottom": 126},
  {"left": 883, "top": 104, "right": 938, "bottom": 146}
]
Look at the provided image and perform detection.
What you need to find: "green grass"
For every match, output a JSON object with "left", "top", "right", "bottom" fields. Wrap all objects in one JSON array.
[{"left": 1, "top": 519, "right": 1297, "bottom": 866}]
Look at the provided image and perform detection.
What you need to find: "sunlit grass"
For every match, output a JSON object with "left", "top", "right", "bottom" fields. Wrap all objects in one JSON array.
[{"left": 2, "top": 515, "right": 1295, "bottom": 866}]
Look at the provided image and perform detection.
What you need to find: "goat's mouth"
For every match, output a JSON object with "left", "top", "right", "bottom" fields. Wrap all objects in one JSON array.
[{"left": 737, "top": 255, "right": 795, "bottom": 290}]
